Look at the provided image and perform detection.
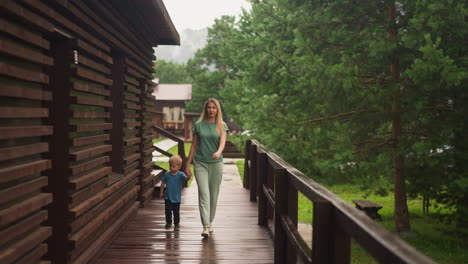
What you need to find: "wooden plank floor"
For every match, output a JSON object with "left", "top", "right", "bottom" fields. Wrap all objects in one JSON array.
[{"left": 95, "top": 182, "right": 274, "bottom": 263}]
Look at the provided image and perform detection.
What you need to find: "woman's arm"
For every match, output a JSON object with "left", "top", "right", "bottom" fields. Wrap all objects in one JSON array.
[
  {"left": 212, "top": 130, "right": 227, "bottom": 160},
  {"left": 184, "top": 134, "right": 198, "bottom": 177}
]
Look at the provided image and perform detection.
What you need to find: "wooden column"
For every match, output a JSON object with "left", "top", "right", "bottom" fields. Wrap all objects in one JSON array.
[{"left": 47, "top": 33, "right": 73, "bottom": 264}]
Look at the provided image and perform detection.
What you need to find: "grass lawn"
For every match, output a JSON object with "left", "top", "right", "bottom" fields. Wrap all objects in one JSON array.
[{"left": 234, "top": 159, "right": 467, "bottom": 264}]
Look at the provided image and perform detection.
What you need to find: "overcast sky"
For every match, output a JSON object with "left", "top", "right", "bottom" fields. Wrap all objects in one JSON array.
[{"left": 162, "top": 0, "right": 251, "bottom": 31}]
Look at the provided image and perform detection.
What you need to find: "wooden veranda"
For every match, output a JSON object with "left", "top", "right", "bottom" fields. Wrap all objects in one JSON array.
[{"left": 95, "top": 171, "right": 274, "bottom": 264}]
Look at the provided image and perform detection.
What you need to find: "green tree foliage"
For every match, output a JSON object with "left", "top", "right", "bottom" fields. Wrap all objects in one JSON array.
[
  {"left": 184, "top": 16, "right": 238, "bottom": 113},
  {"left": 153, "top": 59, "right": 192, "bottom": 84},
  {"left": 190, "top": 0, "right": 468, "bottom": 229}
]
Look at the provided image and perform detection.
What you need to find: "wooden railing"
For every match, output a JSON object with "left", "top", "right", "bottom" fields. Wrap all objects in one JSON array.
[
  {"left": 244, "top": 139, "right": 436, "bottom": 264},
  {"left": 152, "top": 126, "right": 187, "bottom": 176}
]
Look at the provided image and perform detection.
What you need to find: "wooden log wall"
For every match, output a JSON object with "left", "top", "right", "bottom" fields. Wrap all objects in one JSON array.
[
  {"left": 138, "top": 79, "right": 159, "bottom": 206},
  {"left": 0, "top": 1, "right": 170, "bottom": 263}
]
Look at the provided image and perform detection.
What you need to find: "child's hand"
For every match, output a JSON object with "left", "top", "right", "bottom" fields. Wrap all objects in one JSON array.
[{"left": 159, "top": 192, "right": 164, "bottom": 199}]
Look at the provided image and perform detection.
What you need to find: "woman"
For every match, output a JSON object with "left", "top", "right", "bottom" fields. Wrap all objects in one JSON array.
[{"left": 185, "top": 98, "right": 228, "bottom": 238}]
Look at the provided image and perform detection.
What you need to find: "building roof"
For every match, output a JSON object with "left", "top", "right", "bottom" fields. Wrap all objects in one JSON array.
[
  {"left": 153, "top": 84, "right": 192, "bottom": 101},
  {"left": 113, "top": 0, "right": 179, "bottom": 45}
]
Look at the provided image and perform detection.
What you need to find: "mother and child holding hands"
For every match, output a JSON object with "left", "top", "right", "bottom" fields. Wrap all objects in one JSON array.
[{"left": 160, "top": 98, "right": 228, "bottom": 238}]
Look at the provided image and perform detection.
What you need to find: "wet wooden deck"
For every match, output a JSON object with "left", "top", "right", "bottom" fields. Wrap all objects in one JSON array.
[{"left": 95, "top": 182, "right": 274, "bottom": 263}]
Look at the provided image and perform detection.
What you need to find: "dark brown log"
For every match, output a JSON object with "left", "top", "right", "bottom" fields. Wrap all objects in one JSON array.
[
  {"left": 69, "top": 172, "right": 137, "bottom": 218},
  {"left": 0, "top": 193, "right": 52, "bottom": 227},
  {"left": 123, "top": 94, "right": 139, "bottom": 102},
  {"left": 0, "top": 126, "right": 53, "bottom": 140},
  {"left": 124, "top": 85, "right": 141, "bottom": 95},
  {"left": 0, "top": 176, "right": 48, "bottom": 204},
  {"left": 15, "top": 243, "right": 48, "bottom": 264},
  {"left": 70, "top": 145, "right": 112, "bottom": 161},
  {"left": 0, "top": 62, "right": 49, "bottom": 84},
  {"left": 0, "top": 84, "right": 52, "bottom": 101},
  {"left": 74, "top": 67, "right": 113, "bottom": 86},
  {"left": 0, "top": 107, "right": 48, "bottom": 118},
  {"left": 70, "top": 187, "right": 139, "bottom": 249},
  {"left": 72, "top": 95, "right": 112, "bottom": 108},
  {"left": 69, "top": 156, "right": 109, "bottom": 176},
  {"left": 76, "top": 53, "right": 111, "bottom": 74},
  {"left": 0, "top": 159, "right": 51, "bottom": 184},
  {"left": 75, "top": 39, "right": 112, "bottom": 63},
  {"left": 124, "top": 103, "right": 141, "bottom": 110},
  {"left": 21, "top": 0, "right": 110, "bottom": 52},
  {"left": 73, "top": 202, "right": 138, "bottom": 264},
  {"left": 0, "top": 39, "right": 53, "bottom": 65},
  {"left": 72, "top": 123, "right": 112, "bottom": 132},
  {"left": 70, "top": 166, "right": 111, "bottom": 190},
  {"left": 124, "top": 138, "right": 141, "bottom": 146},
  {"left": 0, "top": 210, "right": 47, "bottom": 248},
  {"left": 0, "top": 142, "right": 48, "bottom": 162},
  {"left": 72, "top": 82, "right": 110, "bottom": 96},
  {"left": 72, "top": 110, "right": 110, "bottom": 119},
  {"left": 1, "top": 1, "right": 54, "bottom": 32},
  {"left": 71, "top": 134, "right": 110, "bottom": 147},
  {"left": 70, "top": 178, "right": 107, "bottom": 207},
  {"left": 0, "top": 17, "right": 50, "bottom": 49},
  {"left": 0, "top": 226, "right": 51, "bottom": 264}
]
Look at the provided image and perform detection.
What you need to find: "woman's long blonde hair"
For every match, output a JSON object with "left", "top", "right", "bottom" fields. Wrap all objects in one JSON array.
[{"left": 198, "top": 98, "right": 224, "bottom": 136}]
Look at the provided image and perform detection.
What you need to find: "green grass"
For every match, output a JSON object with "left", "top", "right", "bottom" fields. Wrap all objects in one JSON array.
[
  {"left": 234, "top": 159, "right": 468, "bottom": 264},
  {"left": 152, "top": 137, "right": 165, "bottom": 144},
  {"left": 236, "top": 160, "right": 244, "bottom": 183}
]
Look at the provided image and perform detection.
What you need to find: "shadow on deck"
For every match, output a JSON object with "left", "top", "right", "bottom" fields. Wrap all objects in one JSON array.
[{"left": 95, "top": 175, "right": 274, "bottom": 263}]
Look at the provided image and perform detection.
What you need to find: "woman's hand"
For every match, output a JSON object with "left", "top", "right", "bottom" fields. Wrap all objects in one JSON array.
[
  {"left": 212, "top": 151, "right": 221, "bottom": 160},
  {"left": 184, "top": 165, "right": 192, "bottom": 177}
]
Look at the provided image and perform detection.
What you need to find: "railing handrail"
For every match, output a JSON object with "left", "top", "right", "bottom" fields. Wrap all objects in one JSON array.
[
  {"left": 153, "top": 125, "right": 184, "bottom": 144},
  {"left": 246, "top": 139, "right": 436, "bottom": 264},
  {"left": 152, "top": 125, "right": 186, "bottom": 169}
]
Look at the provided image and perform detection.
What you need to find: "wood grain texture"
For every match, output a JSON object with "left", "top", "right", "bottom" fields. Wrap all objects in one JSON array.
[{"left": 95, "top": 184, "right": 274, "bottom": 263}]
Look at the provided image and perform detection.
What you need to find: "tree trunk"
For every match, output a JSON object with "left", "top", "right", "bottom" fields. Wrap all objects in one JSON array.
[{"left": 388, "top": 2, "right": 410, "bottom": 233}]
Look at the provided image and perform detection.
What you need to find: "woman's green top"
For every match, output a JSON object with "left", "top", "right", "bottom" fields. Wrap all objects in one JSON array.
[{"left": 193, "top": 120, "right": 228, "bottom": 163}]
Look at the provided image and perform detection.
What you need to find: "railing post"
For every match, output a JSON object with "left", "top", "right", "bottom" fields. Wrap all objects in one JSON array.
[
  {"left": 312, "top": 200, "right": 333, "bottom": 263},
  {"left": 274, "top": 167, "right": 287, "bottom": 264},
  {"left": 287, "top": 176, "right": 298, "bottom": 264},
  {"left": 332, "top": 224, "right": 351, "bottom": 263},
  {"left": 257, "top": 152, "right": 267, "bottom": 226},
  {"left": 249, "top": 142, "right": 257, "bottom": 202},
  {"left": 243, "top": 140, "right": 251, "bottom": 188}
]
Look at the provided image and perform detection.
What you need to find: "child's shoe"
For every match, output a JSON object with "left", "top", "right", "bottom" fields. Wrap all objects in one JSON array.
[
  {"left": 201, "top": 227, "right": 210, "bottom": 238},
  {"left": 174, "top": 224, "right": 180, "bottom": 231},
  {"left": 165, "top": 223, "right": 172, "bottom": 229}
]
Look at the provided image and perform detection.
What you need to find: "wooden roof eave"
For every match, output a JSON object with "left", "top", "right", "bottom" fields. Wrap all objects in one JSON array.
[{"left": 133, "top": 0, "right": 180, "bottom": 46}]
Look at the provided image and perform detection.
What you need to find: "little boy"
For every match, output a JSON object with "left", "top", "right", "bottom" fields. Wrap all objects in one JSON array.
[{"left": 159, "top": 155, "right": 189, "bottom": 231}]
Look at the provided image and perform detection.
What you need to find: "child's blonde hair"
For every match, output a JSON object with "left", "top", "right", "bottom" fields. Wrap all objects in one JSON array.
[{"left": 169, "top": 155, "right": 183, "bottom": 166}]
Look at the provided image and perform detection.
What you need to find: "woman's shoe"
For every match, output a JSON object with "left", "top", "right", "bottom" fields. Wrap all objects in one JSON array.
[{"left": 201, "top": 227, "right": 210, "bottom": 238}]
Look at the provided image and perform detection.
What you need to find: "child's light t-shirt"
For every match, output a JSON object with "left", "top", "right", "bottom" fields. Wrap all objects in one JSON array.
[{"left": 161, "top": 171, "right": 187, "bottom": 203}]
